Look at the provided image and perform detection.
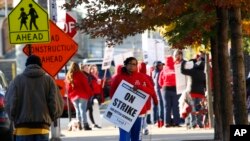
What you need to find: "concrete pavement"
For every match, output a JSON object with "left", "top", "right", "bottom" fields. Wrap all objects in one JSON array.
[
  {"left": 59, "top": 123, "right": 214, "bottom": 141},
  {"left": 57, "top": 102, "right": 215, "bottom": 141}
]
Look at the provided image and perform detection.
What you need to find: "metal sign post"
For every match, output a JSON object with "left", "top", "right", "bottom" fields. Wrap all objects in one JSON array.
[{"left": 47, "top": 0, "right": 61, "bottom": 140}]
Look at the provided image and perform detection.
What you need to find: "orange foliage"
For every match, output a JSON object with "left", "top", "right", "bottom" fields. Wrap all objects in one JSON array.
[{"left": 242, "top": 20, "right": 250, "bottom": 35}]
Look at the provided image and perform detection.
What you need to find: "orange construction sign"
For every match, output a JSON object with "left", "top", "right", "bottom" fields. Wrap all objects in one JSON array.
[{"left": 23, "top": 20, "right": 78, "bottom": 77}]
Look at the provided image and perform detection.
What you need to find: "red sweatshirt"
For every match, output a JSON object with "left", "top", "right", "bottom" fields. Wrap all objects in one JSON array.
[
  {"left": 65, "top": 71, "right": 93, "bottom": 102},
  {"left": 138, "top": 62, "right": 157, "bottom": 112},
  {"left": 158, "top": 56, "right": 176, "bottom": 87},
  {"left": 110, "top": 71, "right": 158, "bottom": 115}
]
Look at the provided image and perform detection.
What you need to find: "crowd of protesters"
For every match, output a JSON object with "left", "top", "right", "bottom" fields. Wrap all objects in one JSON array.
[{"left": 62, "top": 49, "right": 209, "bottom": 138}]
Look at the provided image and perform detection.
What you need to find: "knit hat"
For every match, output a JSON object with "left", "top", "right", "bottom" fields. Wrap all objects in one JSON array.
[{"left": 25, "top": 55, "right": 42, "bottom": 67}]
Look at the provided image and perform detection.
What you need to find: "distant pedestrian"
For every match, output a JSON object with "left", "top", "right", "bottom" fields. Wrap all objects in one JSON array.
[
  {"left": 28, "top": 3, "right": 39, "bottom": 30},
  {"left": 151, "top": 61, "right": 165, "bottom": 124},
  {"left": 110, "top": 57, "right": 158, "bottom": 141},
  {"left": 159, "top": 56, "right": 181, "bottom": 127},
  {"left": 138, "top": 62, "right": 159, "bottom": 135},
  {"left": 173, "top": 49, "right": 188, "bottom": 123},
  {"left": 65, "top": 62, "right": 93, "bottom": 130},
  {"left": 181, "top": 53, "right": 206, "bottom": 128},
  {"left": 18, "top": 7, "right": 28, "bottom": 30},
  {"left": 87, "top": 65, "right": 102, "bottom": 129},
  {"left": 5, "top": 55, "right": 64, "bottom": 141}
]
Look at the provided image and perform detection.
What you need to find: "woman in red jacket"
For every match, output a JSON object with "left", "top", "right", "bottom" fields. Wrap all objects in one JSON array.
[
  {"left": 65, "top": 62, "right": 93, "bottom": 130},
  {"left": 158, "top": 56, "right": 181, "bottom": 127},
  {"left": 110, "top": 57, "right": 158, "bottom": 141}
]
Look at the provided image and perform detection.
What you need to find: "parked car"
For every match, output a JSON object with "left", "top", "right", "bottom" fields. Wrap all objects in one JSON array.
[{"left": 0, "top": 70, "right": 12, "bottom": 141}]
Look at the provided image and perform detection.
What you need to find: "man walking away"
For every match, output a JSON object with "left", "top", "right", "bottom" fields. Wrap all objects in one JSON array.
[{"left": 5, "top": 55, "right": 64, "bottom": 141}]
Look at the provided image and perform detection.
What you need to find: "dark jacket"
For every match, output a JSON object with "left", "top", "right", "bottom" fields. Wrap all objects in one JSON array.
[
  {"left": 181, "top": 60, "right": 206, "bottom": 96},
  {"left": 5, "top": 64, "right": 64, "bottom": 129}
]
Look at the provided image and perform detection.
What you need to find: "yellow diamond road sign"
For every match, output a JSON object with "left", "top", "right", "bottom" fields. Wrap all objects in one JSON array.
[{"left": 8, "top": 0, "right": 50, "bottom": 44}]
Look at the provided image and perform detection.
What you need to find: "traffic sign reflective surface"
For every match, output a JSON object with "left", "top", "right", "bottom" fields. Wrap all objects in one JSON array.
[
  {"left": 64, "top": 12, "right": 77, "bottom": 38},
  {"left": 8, "top": 0, "right": 50, "bottom": 44},
  {"left": 23, "top": 20, "right": 78, "bottom": 77}
]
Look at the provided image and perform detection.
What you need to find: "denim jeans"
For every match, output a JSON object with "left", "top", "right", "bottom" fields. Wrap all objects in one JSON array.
[
  {"left": 72, "top": 98, "right": 88, "bottom": 124},
  {"left": 189, "top": 97, "right": 203, "bottom": 127},
  {"left": 163, "top": 88, "right": 180, "bottom": 125},
  {"left": 119, "top": 117, "right": 142, "bottom": 141},
  {"left": 153, "top": 87, "right": 164, "bottom": 123},
  {"left": 15, "top": 134, "right": 49, "bottom": 141}
]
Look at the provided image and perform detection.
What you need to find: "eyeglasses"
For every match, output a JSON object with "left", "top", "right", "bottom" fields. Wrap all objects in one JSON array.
[{"left": 128, "top": 63, "right": 137, "bottom": 66}]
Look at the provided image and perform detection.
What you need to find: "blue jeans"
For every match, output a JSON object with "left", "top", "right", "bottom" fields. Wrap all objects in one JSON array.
[
  {"left": 153, "top": 87, "right": 164, "bottom": 123},
  {"left": 163, "top": 88, "right": 180, "bottom": 125},
  {"left": 119, "top": 117, "right": 142, "bottom": 141},
  {"left": 15, "top": 134, "right": 49, "bottom": 141},
  {"left": 72, "top": 98, "right": 88, "bottom": 124},
  {"left": 189, "top": 98, "right": 203, "bottom": 127}
]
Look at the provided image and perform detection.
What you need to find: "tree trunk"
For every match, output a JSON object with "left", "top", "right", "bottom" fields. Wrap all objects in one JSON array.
[
  {"left": 229, "top": 7, "right": 248, "bottom": 124},
  {"left": 205, "top": 50, "right": 214, "bottom": 128},
  {"left": 210, "top": 36, "right": 222, "bottom": 140},
  {"left": 216, "top": 7, "right": 234, "bottom": 141}
]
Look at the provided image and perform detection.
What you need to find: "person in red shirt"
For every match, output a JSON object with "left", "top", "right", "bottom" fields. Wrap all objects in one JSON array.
[
  {"left": 159, "top": 56, "right": 181, "bottom": 127},
  {"left": 65, "top": 62, "right": 93, "bottom": 130},
  {"left": 110, "top": 57, "right": 158, "bottom": 141},
  {"left": 88, "top": 64, "right": 102, "bottom": 128},
  {"left": 138, "top": 62, "right": 159, "bottom": 134}
]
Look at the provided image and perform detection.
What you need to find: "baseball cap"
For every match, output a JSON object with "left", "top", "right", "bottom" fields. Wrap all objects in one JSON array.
[{"left": 153, "top": 61, "right": 164, "bottom": 67}]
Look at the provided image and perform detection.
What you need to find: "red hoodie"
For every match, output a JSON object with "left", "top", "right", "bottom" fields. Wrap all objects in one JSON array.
[
  {"left": 158, "top": 56, "right": 176, "bottom": 87},
  {"left": 138, "top": 62, "right": 158, "bottom": 113},
  {"left": 112, "top": 65, "right": 123, "bottom": 79},
  {"left": 110, "top": 69, "right": 158, "bottom": 115},
  {"left": 65, "top": 71, "right": 93, "bottom": 102}
]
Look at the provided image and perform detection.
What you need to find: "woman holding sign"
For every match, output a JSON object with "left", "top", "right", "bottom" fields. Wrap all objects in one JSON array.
[{"left": 110, "top": 57, "right": 158, "bottom": 141}]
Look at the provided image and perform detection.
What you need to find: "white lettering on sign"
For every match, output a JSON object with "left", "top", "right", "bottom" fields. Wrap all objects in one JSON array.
[
  {"left": 234, "top": 129, "right": 247, "bottom": 136},
  {"left": 16, "top": 33, "right": 44, "bottom": 41},
  {"left": 64, "top": 21, "right": 75, "bottom": 33}
]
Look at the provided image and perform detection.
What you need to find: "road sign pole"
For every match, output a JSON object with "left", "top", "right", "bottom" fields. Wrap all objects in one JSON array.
[{"left": 47, "top": 0, "right": 61, "bottom": 140}]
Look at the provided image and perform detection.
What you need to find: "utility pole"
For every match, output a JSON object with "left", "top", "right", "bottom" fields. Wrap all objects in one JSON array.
[{"left": 47, "top": 0, "right": 61, "bottom": 141}]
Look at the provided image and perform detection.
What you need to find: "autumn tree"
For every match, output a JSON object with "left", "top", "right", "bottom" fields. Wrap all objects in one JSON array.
[{"left": 63, "top": 0, "right": 250, "bottom": 140}]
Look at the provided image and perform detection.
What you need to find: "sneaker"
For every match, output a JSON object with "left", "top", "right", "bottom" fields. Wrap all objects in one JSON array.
[
  {"left": 94, "top": 124, "right": 102, "bottom": 129},
  {"left": 165, "top": 124, "right": 171, "bottom": 128},
  {"left": 172, "top": 124, "right": 181, "bottom": 127},
  {"left": 143, "top": 129, "right": 149, "bottom": 135},
  {"left": 192, "top": 124, "right": 197, "bottom": 129},
  {"left": 199, "top": 125, "right": 204, "bottom": 128}
]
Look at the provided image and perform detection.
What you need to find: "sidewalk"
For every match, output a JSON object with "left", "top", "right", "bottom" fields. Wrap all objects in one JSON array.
[
  {"left": 60, "top": 124, "right": 214, "bottom": 141},
  {"left": 58, "top": 102, "right": 215, "bottom": 141}
]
